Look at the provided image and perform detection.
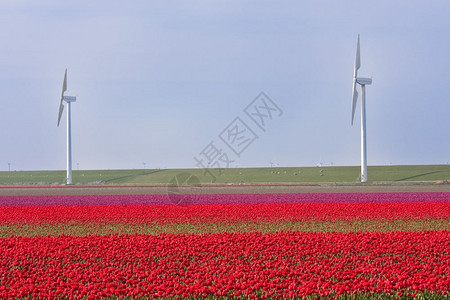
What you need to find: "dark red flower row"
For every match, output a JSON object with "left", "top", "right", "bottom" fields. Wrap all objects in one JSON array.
[
  {"left": 0, "top": 231, "right": 448, "bottom": 299},
  {"left": 1, "top": 201, "right": 448, "bottom": 225}
]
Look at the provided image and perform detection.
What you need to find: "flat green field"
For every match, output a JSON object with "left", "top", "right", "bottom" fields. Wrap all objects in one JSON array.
[{"left": 0, "top": 165, "right": 449, "bottom": 186}]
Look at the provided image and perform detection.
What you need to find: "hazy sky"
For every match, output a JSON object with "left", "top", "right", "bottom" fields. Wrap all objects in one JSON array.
[{"left": 1, "top": 1, "right": 449, "bottom": 171}]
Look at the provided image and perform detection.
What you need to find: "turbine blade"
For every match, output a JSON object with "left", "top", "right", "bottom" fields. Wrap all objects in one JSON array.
[
  {"left": 351, "top": 35, "right": 361, "bottom": 126},
  {"left": 57, "top": 102, "right": 64, "bottom": 126},
  {"left": 354, "top": 34, "right": 360, "bottom": 79},
  {"left": 351, "top": 80, "right": 358, "bottom": 125},
  {"left": 61, "top": 69, "right": 67, "bottom": 101},
  {"left": 58, "top": 69, "right": 67, "bottom": 126}
]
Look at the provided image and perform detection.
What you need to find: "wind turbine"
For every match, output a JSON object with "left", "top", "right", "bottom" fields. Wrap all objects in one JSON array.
[
  {"left": 57, "top": 69, "right": 77, "bottom": 185},
  {"left": 351, "top": 35, "right": 372, "bottom": 183}
]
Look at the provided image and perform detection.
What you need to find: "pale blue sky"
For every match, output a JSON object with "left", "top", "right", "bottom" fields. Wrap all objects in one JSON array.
[{"left": 1, "top": 1, "right": 449, "bottom": 171}]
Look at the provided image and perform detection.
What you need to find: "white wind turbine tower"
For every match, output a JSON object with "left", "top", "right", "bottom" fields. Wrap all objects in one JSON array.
[
  {"left": 351, "top": 35, "right": 372, "bottom": 183},
  {"left": 57, "top": 69, "right": 77, "bottom": 185}
]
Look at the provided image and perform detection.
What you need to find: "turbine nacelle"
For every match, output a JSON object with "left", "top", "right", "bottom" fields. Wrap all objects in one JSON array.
[
  {"left": 356, "top": 77, "right": 372, "bottom": 86},
  {"left": 63, "top": 96, "right": 77, "bottom": 103}
]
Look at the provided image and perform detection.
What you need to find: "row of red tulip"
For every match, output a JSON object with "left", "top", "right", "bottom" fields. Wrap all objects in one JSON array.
[
  {"left": 1, "top": 201, "right": 448, "bottom": 225},
  {"left": 0, "top": 231, "right": 448, "bottom": 299}
]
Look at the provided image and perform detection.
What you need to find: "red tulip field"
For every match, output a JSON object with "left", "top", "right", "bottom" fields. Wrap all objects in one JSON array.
[{"left": 0, "top": 192, "right": 449, "bottom": 299}]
